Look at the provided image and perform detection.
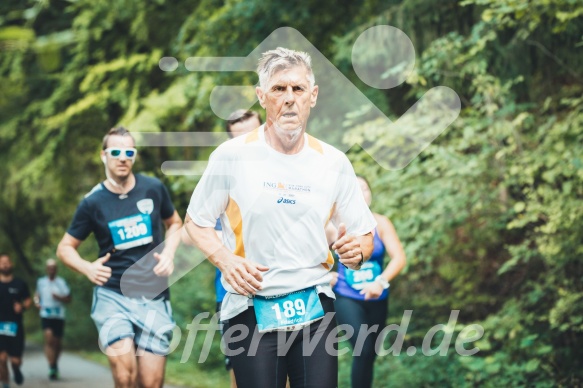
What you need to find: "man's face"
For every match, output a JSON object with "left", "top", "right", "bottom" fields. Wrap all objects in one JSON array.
[
  {"left": 0, "top": 255, "right": 13, "bottom": 276},
  {"left": 46, "top": 264, "right": 57, "bottom": 278},
  {"left": 229, "top": 116, "right": 262, "bottom": 138},
  {"left": 256, "top": 66, "right": 318, "bottom": 148},
  {"left": 101, "top": 135, "right": 136, "bottom": 180}
]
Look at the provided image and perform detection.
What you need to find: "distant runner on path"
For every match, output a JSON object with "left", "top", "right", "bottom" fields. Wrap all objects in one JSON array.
[{"left": 34, "top": 258, "right": 71, "bottom": 381}]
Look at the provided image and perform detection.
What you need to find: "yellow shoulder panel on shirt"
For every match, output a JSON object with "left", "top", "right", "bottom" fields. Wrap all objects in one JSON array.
[
  {"left": 322, "top": 201, "right": 337, "bottom": 270},
  {"left": 322, "top": 251, "right": 334, "bottom": 270},
  {"left": 326, "top": 202, "right": 336, "bottom": 224},
  {"left": 245, "top": 128, "right": 260, "bottom": 144},
  {"left": 307, "top": 134, "right": 324, "bottom": 155},
  {"left": 226, "top": 197, "right": 246, "bottom": 258}
]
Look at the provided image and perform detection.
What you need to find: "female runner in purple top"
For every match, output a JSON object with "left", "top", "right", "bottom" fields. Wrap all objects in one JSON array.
[{"left": 331, "top": 176, "right": 407, "bottom": 388}]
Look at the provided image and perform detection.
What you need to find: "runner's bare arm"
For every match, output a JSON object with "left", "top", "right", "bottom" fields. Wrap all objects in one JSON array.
[
  {"left": 359, "top": 215, "right": 406, "bottom": 300},
  {"left": 56, "top": 233, "right": 112, "bottom": 286},
  {"left": 183, "top": 214, "right": 268, "bottom": 296},
  {"left": 376, "top": 214, "right": 406, "bottom": 282},
  {"left": 23, "top": 296, "right": 32, "bottom": 310},
  {"left": 153, "top": 210, "right": 183, "bottom": 276},
  {"left": 14, "top": 296, "right": 32, "bottom": 313},
  {"left": 325, "top": 221, "right": 337, "bottom": 246},
  {"left": 52, "top": 293, "right": 72, "bottom": 303}
]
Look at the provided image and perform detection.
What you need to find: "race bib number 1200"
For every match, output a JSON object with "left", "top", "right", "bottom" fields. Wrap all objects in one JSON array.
[{"left": 108, "top": 213, "right": 153, "bottom": 250}]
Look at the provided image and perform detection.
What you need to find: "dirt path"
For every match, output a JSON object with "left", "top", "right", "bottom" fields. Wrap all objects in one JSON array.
[{"left": 12, "top": 344, "right": 181, "bottom": 387}]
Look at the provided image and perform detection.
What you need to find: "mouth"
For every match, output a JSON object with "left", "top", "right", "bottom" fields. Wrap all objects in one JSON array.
[{"left": 282, "top": 112, "right": 297, "bottom": 119}]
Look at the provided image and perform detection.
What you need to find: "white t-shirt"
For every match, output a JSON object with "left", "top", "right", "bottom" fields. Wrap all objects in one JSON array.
[
  {"left": 187, "top": 125, "right": 376, "bottom": 320},
  {"left": 36, "top": 276, "right": 70, "bottom": 319}
]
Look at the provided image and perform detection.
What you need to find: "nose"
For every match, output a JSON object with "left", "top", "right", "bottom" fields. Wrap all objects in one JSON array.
[{"left": 283, "top": 86, "right": 294, "bottom": 105}]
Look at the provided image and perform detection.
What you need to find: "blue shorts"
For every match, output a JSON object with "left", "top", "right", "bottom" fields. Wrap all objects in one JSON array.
[{"left": 90, "top": 287, "right": 175, "bottom": 356}]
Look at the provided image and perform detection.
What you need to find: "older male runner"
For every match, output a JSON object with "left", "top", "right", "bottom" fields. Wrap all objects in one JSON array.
[{"left": 184, "top": 48, "right": 375, "bottom": 388}]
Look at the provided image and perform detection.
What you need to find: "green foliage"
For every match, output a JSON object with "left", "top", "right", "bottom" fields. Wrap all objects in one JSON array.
[{"left": 342, "top": 0, "right": 582, "bottom": 385}]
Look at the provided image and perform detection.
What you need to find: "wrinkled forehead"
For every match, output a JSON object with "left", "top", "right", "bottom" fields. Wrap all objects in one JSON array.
[{"left": 268, "top": 66, "right": 312, "bottom": 87}]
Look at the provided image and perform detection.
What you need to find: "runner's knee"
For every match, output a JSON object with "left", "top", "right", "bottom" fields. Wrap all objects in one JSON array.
[
  {"left": 137, "top": 372, "right": 163, "bottom": 388},
  {"left": 113, "top": 370, "right": 136, "bottom": 387}
]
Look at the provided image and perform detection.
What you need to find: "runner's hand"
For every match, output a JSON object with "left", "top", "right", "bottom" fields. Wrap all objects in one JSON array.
[
  {"left": 13, "top": 302, "right": 23, "bottom": 314},
  {"left": 153, "top": 251, "right": 174, "bottom": 276},
  {"left": 330, "top": 271, "right": 339, "bottom": 287},
  {"left": 360, "top": 282, "right": 384, "bottom": 300},
  {"left": 85, "top": 253, "right": 112, "bottom": 286},
  {"left": 332, "top": 223, "right": 364, "bottom": 270},
  {"left": 221, "top": 255, "right": 269, "bottom": 297}
]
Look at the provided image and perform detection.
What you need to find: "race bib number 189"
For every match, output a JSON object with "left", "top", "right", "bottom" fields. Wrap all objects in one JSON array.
[
  {"left": 254, "top": 287, "right": 324, "bottom": 333},
  {"left": 108, "top": 213, "right": 153, "bottom": 250}
]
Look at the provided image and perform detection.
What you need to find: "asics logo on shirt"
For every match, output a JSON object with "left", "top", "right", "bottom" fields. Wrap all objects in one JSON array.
[{"left": 277, "top": 197, "right": 296, "bottom": 205}]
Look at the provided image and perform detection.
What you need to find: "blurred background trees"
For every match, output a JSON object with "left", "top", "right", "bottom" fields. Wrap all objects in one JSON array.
[{"left": 1, "top": 0, "right": 581, "bottom": 386}]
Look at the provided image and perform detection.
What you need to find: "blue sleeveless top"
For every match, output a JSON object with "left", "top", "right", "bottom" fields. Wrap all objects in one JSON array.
[
  {"left": 333, "top": 230, "right": 389, "bottom": 301},
  {"left": 214, "top": 219, "right": 228, "bottom": 303}
]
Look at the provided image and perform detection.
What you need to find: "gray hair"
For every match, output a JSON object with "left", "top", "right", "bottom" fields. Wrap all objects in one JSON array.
[{"left": 257, "top": 47, "right": 315, "bottom": 90}]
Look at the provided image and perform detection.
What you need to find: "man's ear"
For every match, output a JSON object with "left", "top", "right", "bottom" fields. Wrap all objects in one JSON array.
[
  {"left": 310, "top": 85, "right": 319, "bottom": 108},
  {"left": 256, "top": 86, "right": 266, "bottom": 108}
]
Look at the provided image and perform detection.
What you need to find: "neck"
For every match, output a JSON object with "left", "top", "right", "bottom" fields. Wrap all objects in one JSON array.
[
  {"left": 264, "top": 123, "right": 305, "bottom": 154},
  {"left": 105, "top": 173, "right": 135, "bottom": 194},
  {"left": 49, "top": 275, "right": 56, "bottom": 280},
  {"left": 0, "top": 274, "right": 13, "bottom": 283}
]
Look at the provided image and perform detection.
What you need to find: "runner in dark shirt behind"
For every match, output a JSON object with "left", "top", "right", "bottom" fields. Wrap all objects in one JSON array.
[{"left": 0, "top": 253, "right": 31, "bottom": 387}]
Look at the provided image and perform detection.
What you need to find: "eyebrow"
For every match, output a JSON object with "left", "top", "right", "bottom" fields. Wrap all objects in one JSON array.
[{"left": 270, "top": 81, "right": 308, "bottom": 90}]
